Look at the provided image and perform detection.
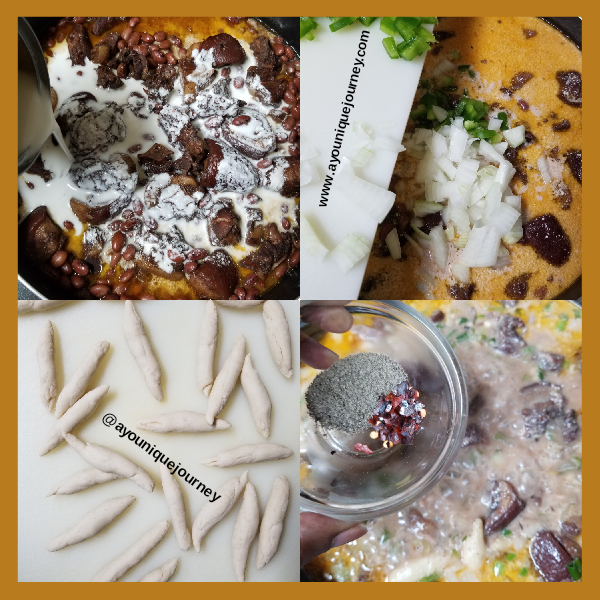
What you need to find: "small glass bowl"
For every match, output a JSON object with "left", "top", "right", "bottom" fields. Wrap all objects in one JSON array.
[{"left": 300, "top": 300, "right": 468, "bottom": 521}]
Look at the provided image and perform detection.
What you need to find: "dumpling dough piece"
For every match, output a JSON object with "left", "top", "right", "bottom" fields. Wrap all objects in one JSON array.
[
  {"left": 138, "top": 411, "right": 231, "bottom": 433},
  {"left": 197, "top": 300, "right": 218, "bottom": 397},
  {"left": 205, "top": 334, "right": 246, "bottom": 425},
  {"left": 215, "top": 300, "right": 264, "bottom": 309},
  {"left": 47, "top": 468, "right": 125, "bottom": 496},
  {"left": 40, "top": 385, "right": 109, "bottom": 455},
  {"left": 262, "top": 300, "right": 293, "bottom": 378},
  {"left": 192, "top": 470, "right": 248, "bottom": 551},
  {"left": 63, "top": 433, "right": 155, "bottom": 493},
  {"left": 54, "top": 340, "right": 110, "bottom": 417},
  {"left": 160, "top": 463, "right": 191, "bottom": 551},
  {"left": 37, "top": 320, "right": 58, "bottom": 412},
  {"left": 122, "top": 300, "right": 163, "bottom": 401},
  {"left": 139, "top": 558, "right": 179, "bottom": 582},
  {"left": 47, "top": 495, "right": 135, "bottom": 552},
  {"left": 200, "top": 443, "right": 293, "bottom": 468},
  {"left": 256, "top": 476, "right": 290, "bottom": 569},
  {"left": 232, "top": 482, "right": 260, "bottom": 582},
  {"left": 18, "top": 300, "right": 69, "bottom": 313},
  {"left": 91, "top": 521, "right": 170, "bottom": 582},
  {"left": 240, "top": 353, "right": 272, "bottom": 438}
]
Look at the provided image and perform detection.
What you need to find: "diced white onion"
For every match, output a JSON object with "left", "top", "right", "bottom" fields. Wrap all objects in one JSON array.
[
  {"left": 455, "top": 159, "right": 479, "bottom": 186},
  {"left": 411, "top": 221, "right": 430, "bottom": 239},
  {"left": 460, "top": 225, "right": 501, "bottom": 267},
  {"left": 537, "top": 155, "right": 552, "bottom": 184},
  {"left": 448, "top": 126, "right": 469, "bottom": 162},
  {"left": 503, "top": 125, "right": 526, "bottom": 148},
  {"left": 385, "top": 228, "right": 402, "bottom": 259},
  {"left": 405, "top": 233, "right": 424, "bottom": 256},
  {"left": 414, "top": 200, "right": 444, "bottom": 217},
  {"left": 503, "top": 216, "right": 523, "bottom": 244},
  {"left": 413, "top": 128, "right": 432, "bottom": 145},
  {"left": 426, "top": 130, "right": 448, "bottom": 157},
  {"left": 329, "top": 233, "right": 370, "bottom": 273},
  {"left": 493, "top": 141, "right": 508, "bottom": 155},
  {"left": 452, "top": 262, "right": 470, "bottom": 283},
  {"left": 483, "top": 183, "right": 502, "bottom": 221},
  {"left": 489, "top": 202, "right": 520, "bottom": 236},
  {"left": 478, "top": 139, "right": 505, "bottom": 163},
  {"left": 432, "top": 58, "right": 455, "bottom": 77},
  {"left": 454, "top": 232, "right": 469, "bottom": 248},
  {"left": 429, "top": 225, "right": 449, "bottom": 269},
  {"left": 503, "top": 195, "right": 521, "bottom": 211},
  {"left": 352, "top": 146, "right": 372, "bottom": 167},
  {"left": 488, "top": 118, "right": 502, "bottom": 131},
  {"left": 449, "top": 206, "right": 471, "bottom": 234},
  {"left": 300, "top": 214, "right": 329, "bottom": 260},
  {"left": 435, "top": 155, "right": 457, "bottom": 180},
  {"left": 432, "top": 105, "right": 449, "bottom": 122},
  {"left": 445, "top": 223, "right": 455, "bottom": 241},
  {"left": 492, "top": 244, "right": 511, "bottom": 269},
  {"left": 494, "top": 160, "right": 516, "bottom": 191},
  {"left": 300, "top": 159, "right": 319, "bottom": 187}
]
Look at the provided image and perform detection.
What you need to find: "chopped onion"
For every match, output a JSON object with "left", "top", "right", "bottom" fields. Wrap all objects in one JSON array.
[
  {"left": 300, "top": 142, "right": 318, "bottom": 161},
  {"left": 435, "top": 155, "right": 457, "bottom": 180},
  {"left": 487, "top": 117, "right": 502, "bottom": 131},
  {"left": 494, "top": 160, "right": 516, "bottom": 190},
  {"left": 432, "top": 105, "right": 449, "bottom": 122},
  {"left": 483, "top": 183, "right": 502, "bottom": 221},
  {"left": 414, "top": 200, "right": 444, "bottom": 217},
  {"left": 449, "top": 206, "right": 470, "bottom": 234},
  {"left": 426, "top": 130, "right": 448, "bottom": 157},
  {"left": 300, "top": 159, "right": 319, "bottom": 187},
  {"left": 493, "top": 141, "right": 508, "bottom": 155},
  {"left": 446, "top": 181, "right": 471, "bottom": 208},
  {"left": 413, "top": 128, "right": 432, "bottom": 145},
  {"left": 454, "top": 232, "right": 469, "bottom": 248},
  {"left": 429, "top": 225, "right": 449, "bottom": 269},
  {"left": 503, "top": 125, "right": 526, "bottom": 148},
  {"left": 455, "top": 159, "right": 479, "bottom": 186},
  {"left": 300, "top": 214, "right": 329, "bottom": 260},
  {"left": 448, "top": 126, "right": 469, "bottom": 162},
  {"left": 460, "top": 225, "right": 501, "bottom": 267},
  {"left": 445, "top": 223, "right": 455, "bottom": 241},
  {"left": 329, "top": 233, "right": 370, "bottom": 273},
  {"left": 405, "top": 233, "right": 424, "bottom": 256},
  {"left": 487, "top": 202, "right": 520, "bottom": 236},
  {"left": 503, "top": 195, "right": 521, "bottom": 211},
  {"left": 503, "top": 217, "right": 523, "bottom": 244},
  {"left": 537, "top": 155, "right": 552, "bottom": 184},
  {"left": 411, "top": 221, "right": 430, "bottom": 239},
  {"left": 452, "top": 262, "right": 470, "bottom": 283},
  {"left": 352, "top": 146, "right": 372, "bottom": 167},
  {"left": 478, "top": 139, "right": 505, "bottom": 164},
  {"left": 492, "top": 244, "right": 511, "bottom": 269},
  {"left": 432, "top": 58, "right": 455, "bottom": 78},
  {"left": 385, "top": 228, "right": 402, "bottom": 259},
  {"left": 336, "top": 158, "right": 396, "bottom": 223}
]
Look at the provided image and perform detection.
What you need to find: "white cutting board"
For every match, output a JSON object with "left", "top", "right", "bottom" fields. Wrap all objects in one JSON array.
[
  {"left": 300, "top": 18, "right": 428, "bottom": 299},
  {"left": 18, "top": 300, "right": 299, "bottom": 582}
]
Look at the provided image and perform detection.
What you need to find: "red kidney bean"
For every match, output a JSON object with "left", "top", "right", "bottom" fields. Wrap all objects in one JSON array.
[
  {"left": 46, "top": 50, "right": 54, "bottom": 58},
  {"left": 288, "top": 144, "right": 299, "bottom": 157},
  {"left": 184, "top": 261, "right": 197, "bottom": 273},
  {"left": 50, "top": 250, "right": 68, "bottom": 268},
  {"left": 221, "top": 67, "right": 230, "bottom": 77},
  {"left": 294, "top": 76, "right": 300, "bottom": 90},
  {"left": 257, "top": 159, "right": 272, "bottom": 169},
  {"left": 167, "top": 249, "right": 185, "bottom": 263},
  {"left": 101, "top": 293, "right": 120, "bottom": 300},
  {"left": 112, "top": 231, "right": 125, "bottom": 253},
  {"left": 97, "top": 278, "right": 109, "bottom": 285},
  {"left": 274, "top": 43, "right": 285, "bottom": 56},
  {"left": 187, "top": 248, "right": 208, "bottom": 261},
  {"left": 294, "top": 237, "right": 300, "bottom": 248},
  {"left": 108, "top": 220, "right": 122, "bottom": 232},
  {"left": 61, "top": 261, "right": 73, "bottom": 275},
  {"left": 274, "top": 264, "right": 287, "bottom": 278},
  {"left": 274, "top": 36, "right": 284, "bottom": 44},
  {"left": 289, "top": 130, "right": 298, "bottom": 143},
  {"left": 122, "top": 244, "right": 136, "bottom": 261},
  {"left": 129, "top": 17, "right": 140, "bottom": 27},
  {"left": 293, "top": 59, "right": 300, "bottom": 69},
  {"left": 63, "top": 220, "right": 74, "bottom": 230},
  {"left": 281, "top": 106, "right": 291, "bottom": 113},
  {"left": 138, "top": 43, "right": 150, "bottom": 56},
  {"left": 232, "top": 115, "right": 251, "bottom": 126},
  {"left": 281, "top": 55, "right": 289, "bottom": 63},
  {"left": 121, "top": 219, "right": 138, "bottom": 231},
  {"left": 287, "top": 80, "right": 297, "bottom": 94},
  {"left": 56, "top": 31, "right": 65, "bottom": 43},
  {"left": 122, "top": 209, "right": 134, "bottom": 220},
  {"left": 244, "top": 273, "right": 258, "bottom": 286},
  {"left": 106, "top": 267, "right": 115, "bottom": 277},
  {"left": 151, "top": 48, "right": 167, "bottom": 64},
  {"left": 119, "top": 267, "right": 136, "bottom": 283},
  {"left": 285, "top": 45, "right": 295, "bottom": 60},
  {"left": 159, "top": 40, "right": 170, "bottom": 49},
  {"left": 281, "top": 204, "right": 289, "bottom": 214},
  {"left": 233, "top": 77, "right": 244, "bottom": 89},
  {"left": 245, "top": 193, "right": 261, "bottom": 204},
  {"left": 90, "top": 284, "right": 111, "bottom": 297},
  {"left": 141, "top": 32, "right": 154, "bottom": 44},
  {"left": 117, "top": 63, "right": 128, "bottom": 78},
  {"left": 59, "top": 274, "right": 71, "bottom": 288},
  {"left": 285, "top": 64, "right": 295, "bottom": 76},
  {"left": 276, "top": 133, "right": 289, "bottom": 143},
  {"left": 117, "top": 39, "right": 127, "bottom": 50},
  {"left": 170, "top": 35, "right": 182, "bottom": 47},
  {"left": 131, "top": 201, "right": 143, "bottom": 218},
  {"left": 73, "top": 17, "right": 87, "bottom": 24},
  {"left": 129, "top": 31, "right": 141, "bottom": 47},
  {"left": 122, "top": 27, "right": 134, "bottom": 42},
  {"left": 235, "top": 287, "right": 246, "bottom": 300},
  {"left": 46, "top": 38, "right": 56, "bottom": 49},
  {"left": 140, "top": 294, "right": 156, "bottom": 300},
  {"left": 205, "top": 115, "right": 222, "bottom": 129},
  {"left": 58, "top": 19, "right": 68, "bottom": 27},
  {"left": 289, "top": 249, "right": 300, "bottom": 267},
  {"left": 283, "top": 115, "right": 296, "bottom": 131},
  {"left": 246, "top": 287, "right": 260, "bottom": 300},
  {"left": 127, "top": 144, "right": 141, "bottom": 154},
  {"left": 72, "top": 259, "right": 89, "bottom": 276},
  {"left": 154, "top": 31, "right": 167, "bottom": 42},
  {"left": 144, "top": 216, "right": 158, "bottom": 230},
  {"left": 71, "top": 274, "right": 85, "bottom": 289},
  {"left": 165, "top": 52, "right": 177, "bottom": 65},
  {"left": 110, "top": 252, "right": 122, "bottom": 267},
  {"left": 281, "top": 217, "right": 290, "bottom": 230},
  {"left": 283, "top": 90, "right": 297, "bottom": 105},
  {"left": 113, "top": 284, "right": 127, "bottom": 295},
  {"left": 290, "top": 105, "right": 300, "bottom": 120},
  {"left": 147, "top": 56, "right": 158, "bottom": 69}
]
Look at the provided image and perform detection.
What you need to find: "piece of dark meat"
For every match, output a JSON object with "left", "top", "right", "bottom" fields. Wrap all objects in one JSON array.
[
  {"left": 138, "top": 144, "right": 174, "bottom": 176},
  {"left": 406, "top": 508, "right": 437, "bottom": 539},
  {"left": 530, "top": 531, "right": 575, "bottom": 582},
  {"left": 70, "top": 196, "right": 131, "bottom": 226},
  {"left": 462, "top": 423, "right": 486, "bottom": 448},
  {"left": 70, "top": 106, "right": 127, "bottom": 155},
  {"left": 250, "top": 36, "right": 280, "bottom": 70},
  {"left": 523, "top": 29, "right": 537, "bottom": 38},
  {"left": 221, "top": 107, "right": 276, "bottom": 159},
  {"left": 19, "top": 206, "right": 66, "bottom": 263},
  {"left": 83, "top": 226, "right": 106, "bottom": 260},
  {"left": 484, "top": 481, "right": 526, "bottom": 535},
  {"left": 207, "top": 205, "right": 241, "bottom": 247},
  {"left": 187, "top": 249, "right": 238, "bottom": 299},
  {"left": 554, "top": 181, "right": 572, "bottom": 210},
  {"left": 92, "top": 17, "right": 119, "bottom": 36},
  {"left": 26, "top": 155, "right": 53, "bottom": 182},
  {"left": 263, "top": 156, "right": 299, "bottom": 198},
  {"left": 245, "top": 207, "right": 263, "bottom": 246},
  {"left": 560, "top": 516, "right": 582, "bottom": 537},
  {"left": 176, "top": 125, "right": 205, "bottom": 162},
  {"left": 246, "top": 66, "right": 287, "bottom": 105},
  {"left": 562, "top": 409, "right": 579, "bottom": 443},
  {"left": 264, "top": 222, "right": 292, "bottom": 265},
  {"left": 449, "top": 283, "right": 475, "bottom": 300},
  {"left": 521, "top": 214, "right": 571, "bottom": 267},
  {"left": 70, "top": 154, "right": 137, "bottom": 196},
  {"left": 91, "top": 32, "right": 120, "bottom": 65},
  {"left": 433, "top": 31, "right": 454, "bottom": 41},
  {"left": 96, "top": 65, "right": 123, "bottom": 89},
  {"left": 430, "top": 309, "right": 444, "bottom": 323},
  {"left": 504, "top": 273, "right": 531, "bottom": 300},
  {"left": 552, "top": 119, "right": 571, "bottom": 132},
  {"left": 134, "top": 251, "right": 185, "bottom": 282},
  {"left": 199, "top": 139, "right": 259, "bottom": 193},
  {"left": 67, "top": 24, "right": 92, "bottom": 67},
  {"left": 564, "top": 150, "right": 582, "bottom": 184},
  {"left": 520, "top": 382, "right": 565, "bottom": 408},
  {"left": 55, "top": 92, "right": 96, "bottom": 136},
  {"left": 240, "top": 242, "right": 276, "bottom": 276},
  {"left": 536, "top": 351, "right": 564, "bottom": 372},
  {"left": 199, "top": 33, "right": 246, "bottom": 67},
  {"left": 556, "top": 71, "right": 582, "bottom": 108},
  {"left": 178, "top": 54, "right": 217, "bottom": 103},
  {"left": 510, "top": 71, "right": 533, "bottom": 91},
  {"left": 494, "top": 314, "right": 526, "bottom": 354},
  {"left": 522, "top": 401, "right": 561, "bottom": 439},
  {"left": 555, "top": 534, "right": 582, "bottom": 560},
  {"left": 143, "top": 64, "right": 178, "bottom": 103},
  {"left": 107, "top": 48, "right": 149, "bottom": 81},
  {"left": 420, "top": 212, "right": 442, "bottom": 236}
]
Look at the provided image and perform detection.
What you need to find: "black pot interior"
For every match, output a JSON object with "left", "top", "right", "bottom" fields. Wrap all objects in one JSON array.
[{"left": 19, "top": 16, "right": 300, "bottom": 300}]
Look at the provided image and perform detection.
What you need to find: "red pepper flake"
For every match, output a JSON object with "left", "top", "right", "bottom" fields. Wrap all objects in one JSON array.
[{"left": 354, "top": 443, "right": 373, "bottom": 455}]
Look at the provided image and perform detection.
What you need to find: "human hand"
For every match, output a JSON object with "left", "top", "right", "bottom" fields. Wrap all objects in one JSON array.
[{"left": 300, "top": 302, "right": 353, "bottom": 370}]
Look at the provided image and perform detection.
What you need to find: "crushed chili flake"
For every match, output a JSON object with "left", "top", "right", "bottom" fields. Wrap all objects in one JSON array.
[{"left": 355, "top": 381, "right": 426, "bottom": 454}]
